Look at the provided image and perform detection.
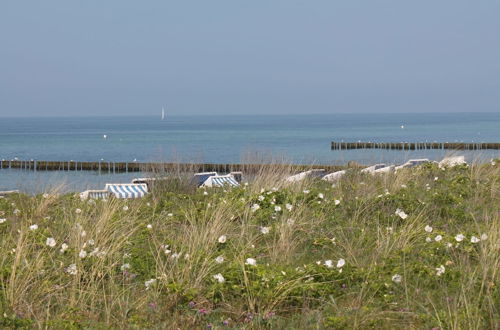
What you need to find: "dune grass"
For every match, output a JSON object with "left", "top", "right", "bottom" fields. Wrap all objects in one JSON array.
[{"left": 0, "top": 161, "right": 498, "bottom": 329}]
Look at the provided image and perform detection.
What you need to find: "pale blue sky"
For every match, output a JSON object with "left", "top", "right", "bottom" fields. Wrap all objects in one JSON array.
[{"left": 1, "top": 0, "right": 499, "bottom": 117}]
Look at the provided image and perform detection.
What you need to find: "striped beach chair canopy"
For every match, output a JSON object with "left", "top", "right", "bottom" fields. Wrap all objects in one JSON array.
[
  {"left": 79, "top": 189, "right": 110, "bottom": 200},
  {"left": 201, "top": 174, "right": 240, "bottom": 188},
  {"left": 105, "top": 183, "right": 148, "bottom": 199}
]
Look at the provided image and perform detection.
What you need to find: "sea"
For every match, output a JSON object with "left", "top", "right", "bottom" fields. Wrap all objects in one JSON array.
[{"left": 1, "top": 112, "right": 499, "bottom": 194}]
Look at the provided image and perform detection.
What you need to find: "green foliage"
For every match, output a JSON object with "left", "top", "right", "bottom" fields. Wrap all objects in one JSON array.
[{"left": 0, "top": 162, "right": 498, "bottom": 328}]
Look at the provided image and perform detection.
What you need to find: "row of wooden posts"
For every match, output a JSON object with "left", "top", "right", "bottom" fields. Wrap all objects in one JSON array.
[
  {"left": 331, "top": 142, "right": 500, "bottom": 151},
  {"left": 0, "top": 160, "right": 344, "bottom": 174}
]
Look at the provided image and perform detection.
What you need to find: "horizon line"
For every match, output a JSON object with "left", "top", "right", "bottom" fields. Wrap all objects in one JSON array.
[{"left": 0, "top": 111, "right": 498, "bottom": 119}]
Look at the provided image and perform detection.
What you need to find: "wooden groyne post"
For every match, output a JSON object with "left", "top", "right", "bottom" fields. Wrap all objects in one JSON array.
[{"left": 331, "top": 142, "right": 500, "bottom": 151}]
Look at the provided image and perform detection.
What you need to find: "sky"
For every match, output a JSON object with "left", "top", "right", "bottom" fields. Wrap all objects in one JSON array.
[{"left": 1, "top": 0, "right": 499, "bottom": 117}]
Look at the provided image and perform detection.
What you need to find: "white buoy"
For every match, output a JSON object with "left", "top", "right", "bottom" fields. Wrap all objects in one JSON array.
[
  {"left": 400, "top": 125, "right": 405, "bottom": 129},
  {"left": 103, "top": 134, "right": 107, "bottom": 139}
]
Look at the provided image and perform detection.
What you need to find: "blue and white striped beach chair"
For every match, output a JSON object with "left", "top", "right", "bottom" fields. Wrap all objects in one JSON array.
[
  {"left": 105, "top": 183, "right": 148, "bottom": 199},
  {"left": 193, "top": 172, "right": 218, "bottom": 186},
  {"left": 79, "top": 190, "right": 110, "bottom": 200},
  {"left": 201, "top": 174, "right": 240, "bottom": 188}
]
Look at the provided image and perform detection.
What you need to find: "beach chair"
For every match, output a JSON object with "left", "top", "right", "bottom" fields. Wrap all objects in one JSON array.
[
  {"left": 360, "top": 164, "right": 387, "bottom": 174},
  {"left": 105, "top": 183, "right": 148, "bottom": 199},
  {"left": 131, "top": 177, "right": 168, "bottom": 190},
  {"left": 201, "top": 174, "right": 240, "bottom": 188},
  {"left": 373, "top": 165, "right": 395, "bottom": 174},
  {"left": 193, "top": 172, "right": 218, "bottom": 186},
  {"left": 229, "top": 171, "right": 243, "bottom": 183},
  {"left": 395, "top": 159, "right": 430, "bottom": 170},
  {"left": 439, "top": 156, "right": 466, "bottom": 168},
  {"left": 286, "top": 169, "right": 326, "bottom": 183},
  {"left": 79, "top": 189, "right": 110, "bottom": 200},
  {"left": 321, "top": 170, "right": 346, "bottom": 182}
]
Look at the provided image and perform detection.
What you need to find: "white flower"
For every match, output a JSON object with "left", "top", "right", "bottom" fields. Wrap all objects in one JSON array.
[
  {"left": 434, "top": 235, "right": 443, "bottom": 242},
  {"left": 337, "top": 258, "right": 346, "bottom": 268},
  {"left": 392, "top": 274, "right": 402, "bottom": 283},
  {"left": 258, "top": 195, "right": 265, "bottom": 201},
  {"left": 480, "top": 233, "right": 488, "bottom": 240},
  {"left": 245, "top": 258, "right": 257, "bottom": 266},
  {"left": 215, "top": 256, "right": 224, "bottom": 264},
  {"left": 470, "top": 236, "right": 480, "bottom": 243},
  {"left": 46, "top": 237, "right": 56, "bottom": 247},
  {"left": 75, "top": 208, "right": 82, "bottom": 214},
  {"left": 66, "top": 263, "right": 77, "bottom": 275},
  {"left": 43, "top": 193, "right": 49, "bottom": 198},
  {"left": 145, "top": 278, "right": 156, "bottom": 289},
  {"left": 29, "top": 224, "right": 38, "bottom": 231},
  {"left": 146, "top": 224, "right": 153, "bottom": 230},
  {"left": 425, "top": 225, "right": 433, "bottom": 233},
  {"left": 303, "top": 190, "right": 310, "bottom": 194},
  {"left": 13, "top": 209, "right": 21, "bottom": 215},
  {"left": 250, "top": 204, "right": 260, "bottom": 212},
  {"left": 401, "top": 184, "right": 407, "bottom": 188},
  {"left": 260, "top": 226, "right": 270, "bottom": 234},
  {"left": 213, "top": 273, "right": 225, "bottom": 283},
  {"left": 386, "top": 227, "right": 393, "bottom": 234},
  {"left": 435, "top": 265, "right": 445, "bottom": 276},
  {"left": 171, "top": 252, "right": 182, "bottom": 259},
  {"left": 274, "top": 206, "right": 282, "bottom": 212},
  {"left": 434, "top": 177, "right": 439, "bottom": 181},
  {"left": 79, "top": 249, "right": 87, "bottom": 259},
  {"left": 122, "top": 205, "right": 129, "bottom": 211},
  {"left": 286, "top": 218, "right": 295, "bottom": 225},
  {"left": 218, "top": 235, "right": 227, "bottom": 243},
  {"left": 285, "top": 203, "right": 293, "bottom": 211},
  {"left": 324, "top": 260, "right": 333, "bottom": 268},
  {"left": 60, "top": 243, "right": 68, "bottom": 253},
  {"left": 455, "top": 234, "right": 465, "bottom": 242},
  {"left": 89, "top": 247, "right": 101, "bottom": 257},
  {"left": 426, "top": 237, "right": 432, "bottom": 243},
  {"left": 0, "top": 218, "right": 6, "bottom": 224},
  {"left": 446, "top": 242, "right": 453, "bottom": 248},
  {"left": 120, "top": 263, "right": 130, "bottom": 271},
  {"left": 318, "top": 193, "right": 324, "bottom": 199},
  {"left": 395, "top": 209, "right": 408, "bottom": 219},
  {"left": 87, "top": 239, "right": 95, "bottom": 246},
  {"left": 334, "top": 200, "right": 341, "bottom": 206},
  {"left": 330, "top": 237, "right": 336, "bottom": 245},
  {"left": 167, "top": 213, "right": 173, "bottom": 217},
  {"left": 203, "top": 191, "right": 208, "bottom": 195}
]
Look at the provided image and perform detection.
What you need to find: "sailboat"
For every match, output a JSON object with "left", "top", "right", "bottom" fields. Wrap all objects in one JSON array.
[{"left": 161, "top": 107, "right": 166, "bottom": 120}]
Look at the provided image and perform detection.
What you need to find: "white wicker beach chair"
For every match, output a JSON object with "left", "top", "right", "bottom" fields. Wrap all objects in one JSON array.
[
  {"left": 360, "top": 164, "right": 387, "bottom": 174},
  {"left": 438, "top": 156, "right": 466, "bottom": 168},
  {"left": 395, "top": 159, "right": 430, "bottom": 170},
  {"left": 286, "top": 169, "right": 326, "bottom": 183},
  {"left": 321, "top": 170, "right": 346, "bottom": 182}
]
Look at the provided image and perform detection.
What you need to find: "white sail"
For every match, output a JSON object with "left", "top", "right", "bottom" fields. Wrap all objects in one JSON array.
[{"left": 161, "top": 107, "right": 165, "bottom": 120}]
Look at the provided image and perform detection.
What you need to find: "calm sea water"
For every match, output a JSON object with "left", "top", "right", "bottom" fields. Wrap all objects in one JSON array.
[{"left": 1, "top": 113, "right": 499, "bottom": 193}]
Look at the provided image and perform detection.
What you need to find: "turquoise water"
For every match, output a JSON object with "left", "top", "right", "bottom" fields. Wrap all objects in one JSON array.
[{"left": 1, "top": 113, "right": 499, "bottom": 193}]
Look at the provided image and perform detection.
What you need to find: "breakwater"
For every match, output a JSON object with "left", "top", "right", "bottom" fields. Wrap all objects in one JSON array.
[
  {"left": 0, "top": 160, "right": 344, "bottom": 174},
  {"left": 331, "top": 142, "right": 500, "bottom": 151}
]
